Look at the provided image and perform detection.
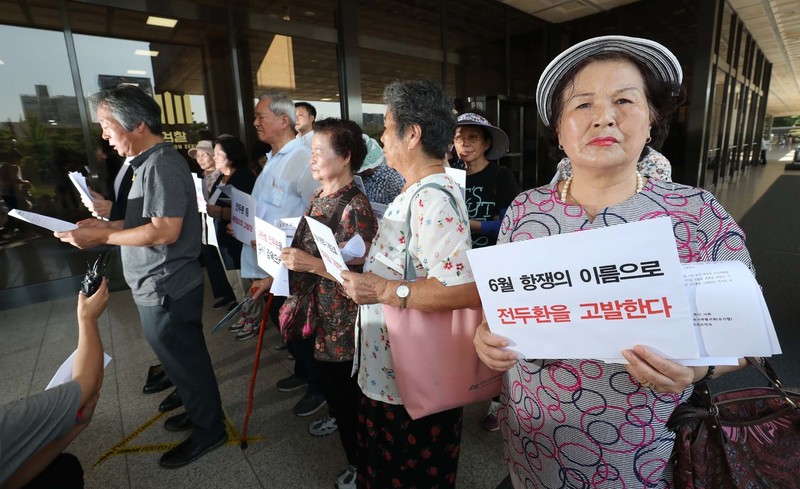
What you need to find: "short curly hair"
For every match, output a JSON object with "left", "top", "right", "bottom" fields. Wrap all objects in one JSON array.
[
  {"left": 383, "top": 80, "right": 455, "bottom": 160},
  {"left": 313, "top": 118, "right": 367, "bottom": 174}
]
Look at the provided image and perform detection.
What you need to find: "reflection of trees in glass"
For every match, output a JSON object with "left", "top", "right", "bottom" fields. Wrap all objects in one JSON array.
[
  {"left": 773, "top": 116, "right": 800, "bottom": 127},
  {"left": 1, "top": 113, "right": 88, "bottom": 220}
]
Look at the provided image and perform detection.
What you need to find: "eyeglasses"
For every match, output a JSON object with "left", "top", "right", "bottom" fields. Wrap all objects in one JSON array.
[{"left": 454, "top": 134, "right": 482, "bottom": 144}]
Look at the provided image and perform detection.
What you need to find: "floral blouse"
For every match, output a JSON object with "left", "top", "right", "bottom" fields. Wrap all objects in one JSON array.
[
  {"left": 356, "top": 173, "right": 474, "bottom": 405},
  {"left": 294, "top": 182, "right": 378, "bottom": 362}
]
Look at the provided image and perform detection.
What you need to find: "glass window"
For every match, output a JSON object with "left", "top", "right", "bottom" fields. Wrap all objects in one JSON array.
[
  {"left": 0, "top": 25, "right": 88, "bottom": 221},
  {"left": 445, "top": 0, "right": 506, "bottom": 98},
  {"left": 0, "top": 23, "right": 95, "bottom": 288},
  {"left": 358, "top": 0, "right": 441, "bottom": 51},
  {"left": 359, "top": 48, "right": 443, "bottom": 138},
  {"left": 244, "top": 31, "right": 341, "bottom": 124},
  {"left": 72, "top": 34, "right": 208, "bottom": 195}
]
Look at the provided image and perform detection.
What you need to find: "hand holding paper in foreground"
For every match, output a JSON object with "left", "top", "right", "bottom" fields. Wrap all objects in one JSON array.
[
  {"left": 55, "top": 225, "right": 110, "bottom": 249},
  {"left": 340, "top": 270, "right": 386, "bottom": 305},
  {"left": 81, "top": 190, "right": 112, "bottom": 219},
  {"left": 281, "top": 247, "right": 324, "bottom": 274},
  {"left": 474, "top": 321, "right": 518, "bottom": 372},
  {"left": 622, "top": 345, "right": 747, "bottom": 394}
]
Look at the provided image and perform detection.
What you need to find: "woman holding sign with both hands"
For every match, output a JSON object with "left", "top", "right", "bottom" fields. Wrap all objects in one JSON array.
[
  {"left": 473, "top": 36, "right": 754, "bottom": 487},
  {"left": 250, "top": 118, "right": 377, "bottom": 489}
]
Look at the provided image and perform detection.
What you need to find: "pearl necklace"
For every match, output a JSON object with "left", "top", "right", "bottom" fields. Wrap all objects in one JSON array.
[{"left": 561, "top": 171, "right": 644, "bottom": 215}]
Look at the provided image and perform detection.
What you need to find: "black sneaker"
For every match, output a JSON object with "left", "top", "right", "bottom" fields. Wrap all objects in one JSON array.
[
  {"left": 293, "top": 392, "right": 326, "bottom": 417},
  {"left": 212, "top": 297, "right": 234, "bottom": 310},
  {"left": 276, "top": 375, "right": 307, "bottom": 392}
]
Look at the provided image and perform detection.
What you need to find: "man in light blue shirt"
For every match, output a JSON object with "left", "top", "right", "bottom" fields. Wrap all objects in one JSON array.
[
  {"left": 240, "top": 93, "right": 318, "bottom": 279},
  {"left": 237, "top": 92, "right": 326, "bottom": 418}
]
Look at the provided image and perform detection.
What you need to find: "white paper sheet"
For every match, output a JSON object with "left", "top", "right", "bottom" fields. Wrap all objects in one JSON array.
[
  {"left": 467, "top": 217, "right": 697, "bottom": 360},
  {"left": 205, "top": 214, "right": 219, "bottom": 248},
  {"left": 68, "top": 172, "right": 94, "bottom": 202},
  {"left": 370, "top": 202, "right": 388, "bottom": 222},
  {"left": 254, "top": 217, "right": 290, "bottom": 296},
  {"left": 217, "top": 184, "right": 233, "bottom": 198},
  {"left": 683, "top": 261, "right": 776, "bottom": 357},
  {"left": 353, "top": 175, "right": 367, "bottom": 195},
  {"left": 589, "top": 261, "right": 776, "bottom": 366},
  {"left": 46, "top": 350, "right": 113, "bottom": 390},
  {"left": 340, "top": 234, "right": 366, "bottom": 262},
  {"left": 208, "top": 188, "right": 222, "bottom": 206},
  {"left": 444, "top": 167, "right": 467, "bottom": 199},
  {"left": 278, "top": 217, "right": 300, "bottom": 240},
  {"left": 371, "top": 252, "right": 404, "bottom": 280},
  {"left": 304, "top": 216, "right": 349, "bottom": 283},
  {"left": 9, "top": 209, "right": 77, "bottom": 232},
  {"left": 193, "top": 176, "right": 207, "bottom": 214},
  {"left": 230, "top": 187, "right": 256, "bottom": 245}
]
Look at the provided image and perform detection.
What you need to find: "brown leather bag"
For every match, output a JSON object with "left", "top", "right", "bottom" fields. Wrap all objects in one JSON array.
[{"left": 666, "top": 358, "right": 800, "bottom": 488}]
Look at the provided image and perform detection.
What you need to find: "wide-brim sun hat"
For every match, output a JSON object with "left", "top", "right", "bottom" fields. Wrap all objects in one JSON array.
[
  {"left": 456, "top": 113, "right": 510, "bottom": 160},
  {"left": 361, "top": 134, "right": 385, "bottom": 172},
  {"left": 188, "top": 140, "right": 213, "bottom": 159},
  {"left": 536, "top": 35, "right": 683, "bottom": 127}
]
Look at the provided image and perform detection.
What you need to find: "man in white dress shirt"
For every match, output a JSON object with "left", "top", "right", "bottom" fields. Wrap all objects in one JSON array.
[{"left": 294, "top": 101, "right": 316, "bottom": 148}]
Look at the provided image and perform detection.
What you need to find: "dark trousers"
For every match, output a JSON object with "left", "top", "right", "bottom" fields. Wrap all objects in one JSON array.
[
  {"left": 318, "top": 360, "right": 359, "bottom": 465},
  {"left": 137, "top": 283, "right": 225, "bottom": 445},
  {"left": 287, "top": 336, "right": 322, "bottom": 396},
  {"left": 201, "top": 244, "right": 235, "bottom": 300},
  {"left": 23, "top": 453, "right": 83, "bottom": 489},
  {"left": 272, "top": 295, "right": 321, "bottom": 395}
]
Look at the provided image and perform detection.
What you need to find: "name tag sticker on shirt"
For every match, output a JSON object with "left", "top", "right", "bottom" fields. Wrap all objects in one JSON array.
[{"left": 269, "top": 177, "right": 287, "bottom": 207}]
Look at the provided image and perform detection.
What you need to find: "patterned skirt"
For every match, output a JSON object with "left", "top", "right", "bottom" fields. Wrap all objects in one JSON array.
[{"left": 357, "top": 394, "right": 463, "bottom": 488}]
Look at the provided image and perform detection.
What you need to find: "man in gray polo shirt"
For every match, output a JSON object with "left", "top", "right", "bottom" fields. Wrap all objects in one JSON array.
[{"left": 56, "top": 85, "right": 225, "bottom": 468}]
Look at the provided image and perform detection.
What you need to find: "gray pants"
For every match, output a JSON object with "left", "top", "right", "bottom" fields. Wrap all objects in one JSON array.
[{"left": 137, "top": 283, "right": 225, "bottom": 445}]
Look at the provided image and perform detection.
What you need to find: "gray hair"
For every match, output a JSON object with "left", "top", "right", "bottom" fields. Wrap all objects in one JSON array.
[
  {"left": 89, "top": 85, "right": 162, "bottom": 135},
  {"left": 258, "top": 92, "right": 296, "bottom": 126},
  {"left": 383, "top": 80, "right": 455, "bottom": 159}
]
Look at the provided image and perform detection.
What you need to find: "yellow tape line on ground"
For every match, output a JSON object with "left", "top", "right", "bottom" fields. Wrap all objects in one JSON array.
[{"left": 92, "top": 407, "right": 264, "bottom": 467}]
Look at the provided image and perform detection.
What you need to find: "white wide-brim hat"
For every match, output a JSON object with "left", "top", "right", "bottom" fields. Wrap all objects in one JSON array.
[
  {"left": 536, "top": 35, "right": 683, "bottom": 127},
  {"left": 188, "top": 140, "right": 213, "bottom": 159},
  {"left": 455, "top": 112, "right": 510, "bottom": 160}
]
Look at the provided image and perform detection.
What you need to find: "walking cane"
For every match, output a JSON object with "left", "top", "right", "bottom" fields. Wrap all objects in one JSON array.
[{"left": 241, "top": 292, "right": 273, "bottom": 449}]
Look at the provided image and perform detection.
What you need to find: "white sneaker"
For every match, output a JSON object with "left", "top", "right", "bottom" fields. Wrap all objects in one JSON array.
[
  {"left": 483, "top": 400, "right": 500, "bottom": 432},
  {"left": 334, "top": 465, "right": 356, "bottom": 489},
  {"left": 308, "top": 415, "right": 338, "bottom": 437}
]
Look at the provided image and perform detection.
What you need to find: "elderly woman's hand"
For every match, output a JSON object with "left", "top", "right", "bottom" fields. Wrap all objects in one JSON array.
[
  {"left": 474, "top": 321, "right": 518, "bottom": 372},
  {"left": 281, "top": 247, "right": 324, "bottom": 274},
  {"left": 340, "top": 270, "right": 388, "bottom": 305},
  {"left": 622, "top": 345, "right": 699, "bottom": 394},
  {"left": 250, "top": 277, "right": 274, "bottom": 300}
]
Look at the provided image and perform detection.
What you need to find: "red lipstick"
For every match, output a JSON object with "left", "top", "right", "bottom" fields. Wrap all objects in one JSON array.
[{"left": 588, "top": 137, "right": 618, "bottom": 146}]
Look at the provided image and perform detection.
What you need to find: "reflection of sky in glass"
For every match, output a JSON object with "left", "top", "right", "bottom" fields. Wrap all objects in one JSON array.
[
  {"left": 73, "top": 34, "right": 206, "bottom": 123},
  {"left": 0, "top": 26, "right": 206, "bottom": 123},
  {"left": 0, "top": 26, "right": 75, "bottom": 121}
]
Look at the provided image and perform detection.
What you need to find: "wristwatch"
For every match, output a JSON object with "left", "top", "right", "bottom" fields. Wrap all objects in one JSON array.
[{"left": 395, "top": 281, "right": 410, "bottom": 309}]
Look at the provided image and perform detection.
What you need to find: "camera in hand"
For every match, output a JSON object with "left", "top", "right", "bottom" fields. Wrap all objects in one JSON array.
[{"left": 81, "top": 253, "right": 106, "bottom": 297}]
